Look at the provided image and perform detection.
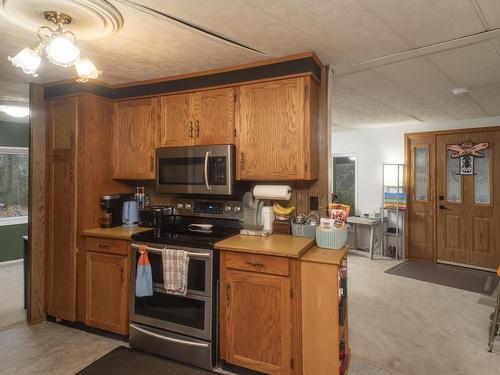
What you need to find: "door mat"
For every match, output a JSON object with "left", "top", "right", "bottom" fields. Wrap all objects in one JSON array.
[
  {"left": 76, "top": 346, "right": 215, "bottom": 375},
  {"left": 385, "top": 260, "right": 498, "bottom": 295}
]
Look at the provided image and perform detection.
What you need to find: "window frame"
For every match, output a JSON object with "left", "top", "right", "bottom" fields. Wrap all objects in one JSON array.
[
  {"left": 0, "top": 146, "right": 29, "bottom": 226},
  {"left": 332, "top": 153, "right": 358, "bottom": 215}
]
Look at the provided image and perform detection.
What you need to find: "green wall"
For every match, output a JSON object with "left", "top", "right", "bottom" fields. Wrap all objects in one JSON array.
[
  {"left": 0, "top": 120, "right": 29, "bottom": 147},
  {"left": 0, "top": 224, "right": 27, "bottom": 261},
  {"left": 1, "top": 120, "right": 29, "bottom": 261}
]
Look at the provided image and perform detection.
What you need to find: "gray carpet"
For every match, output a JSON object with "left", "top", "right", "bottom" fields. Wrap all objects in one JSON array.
[
  {"left": 385, "top": 260, "right": 498, "bottom": 295},
  {"left": 76, "top": 346, "right": 215, "bottom": 375}
]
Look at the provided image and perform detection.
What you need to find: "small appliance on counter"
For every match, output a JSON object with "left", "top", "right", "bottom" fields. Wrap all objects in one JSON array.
[
  {"left": 139, "top": 206, "right": 174, "bottom": 237},
  {"left": 240, "top": 185, "right": 292, "bottom": 236},
  {"left": 122, "top": 200, "right": 139, "bottom": 227},
  {"left": 99, "top": 193, "right": 133, "bottom": 228}
]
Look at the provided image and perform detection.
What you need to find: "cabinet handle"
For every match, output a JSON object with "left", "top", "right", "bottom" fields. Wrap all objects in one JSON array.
[
  {"left": 189, "top": 121, "right": 193, "bottom": 138},
  {"left": 226, "top": 283, "right": 231, "bottom": 305},
  {"left": 150, "top": 155, "right": 154, "bottom": 172},
  {"left": 246, "top": 260, "right": 264, "bottom": 267},
  {"left": 69, "top": 163, "right": 74, "bottom": 181},
  {"left": 97, "top": 243, "right": 110, "bottom": 248},
  {"left": 195, "top": 120, "right": 200, "bottom": 137},
  {"left": 69, "top": 130, "right": 75, "bottom": 148},
  {"left": 240, "top": 152, "right": 244, "bottom": 170}
]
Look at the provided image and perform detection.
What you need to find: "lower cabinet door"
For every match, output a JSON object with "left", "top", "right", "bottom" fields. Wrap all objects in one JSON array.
[
  {"left": 85, "top": 251, "right": 129, "bottom": 334},
  {"left": 225, "top": 269, "right": 292, "bottom": 375}
]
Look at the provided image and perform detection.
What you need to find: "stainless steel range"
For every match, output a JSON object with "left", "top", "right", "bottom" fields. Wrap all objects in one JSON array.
[{"left": 129, "top": 198, "right": 242, "bottom": 370}]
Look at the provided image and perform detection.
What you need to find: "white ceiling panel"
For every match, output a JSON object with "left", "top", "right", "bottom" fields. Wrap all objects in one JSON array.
[
  {"left": 428, "top": 40, "right": 500, "bottom": 88},
  {"left": 475, "top": 0, "right": 500, "bottom": 28},
  {"left": 332, "top": 86, "right": 419, "bottom": 127},
  {"left": 468, "top": 81, "right": 500, "bottom": 116},
  {"left": 243, "top": 0, "right": 409, "bottom": 61},
  {"left": 358, "top": 0, "right": 485, "bottom": 47},
  {"left": 373, "top": 57, "right": 488, "bottom": 119},
  {"left": 136, "top": 0, "right": 350, "bottom": 64},
  {"left": 335, "top": 70, "right": 453, "bottom": 123}
]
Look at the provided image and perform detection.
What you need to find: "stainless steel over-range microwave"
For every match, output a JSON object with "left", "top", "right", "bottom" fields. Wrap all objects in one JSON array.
[{"left": 155, "top": 144, "right": 235, "bottom": 195}]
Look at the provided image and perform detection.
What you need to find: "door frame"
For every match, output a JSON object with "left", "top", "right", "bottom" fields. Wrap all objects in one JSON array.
[{"left": 404, "top": 125, "right": 500, "bottom": 264}]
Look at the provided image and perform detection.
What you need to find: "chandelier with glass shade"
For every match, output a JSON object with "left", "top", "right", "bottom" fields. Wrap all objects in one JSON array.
[{"left": 8, "top": 11, "right": 101, "bottom": 83}]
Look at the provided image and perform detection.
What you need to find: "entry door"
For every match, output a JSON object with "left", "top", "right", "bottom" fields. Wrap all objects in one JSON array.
[{"left": 436, "top": 131, "right": 500, "bottom": 269}]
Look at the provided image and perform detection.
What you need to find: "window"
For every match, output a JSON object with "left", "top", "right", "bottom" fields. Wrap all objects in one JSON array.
[
  {"left": 0, "top": 147, "right": 28, "bottom": 225},
  {"left": 332, "top": 155, "right": 356, "bottom": 214}
]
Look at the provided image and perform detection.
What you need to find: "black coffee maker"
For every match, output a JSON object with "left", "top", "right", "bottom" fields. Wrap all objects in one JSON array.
[{"left": 99, "top": 194, "right": 132, "bottom": 228}]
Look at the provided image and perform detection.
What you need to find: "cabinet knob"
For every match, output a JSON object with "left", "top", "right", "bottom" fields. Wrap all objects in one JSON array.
[
  {"left": 189, "top": 121, "right": 193, "bottom": 138},
  {"left": 195, "top": 121, "right": 200, "bottom": 137}
]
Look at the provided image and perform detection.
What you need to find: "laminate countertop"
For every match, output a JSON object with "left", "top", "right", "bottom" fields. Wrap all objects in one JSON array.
[
  {"left": 214, "top": 234, "right": 315, "bottom": 258},
  {"left": 300, "top": 245, "right": 349, "bottom": 265},
  {"left": 81, "top": 226, "right": 150, "bottom": 240}
]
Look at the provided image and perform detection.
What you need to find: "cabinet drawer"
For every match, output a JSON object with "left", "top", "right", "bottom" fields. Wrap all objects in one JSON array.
[
  {"left": 85, "top": 237, "right": 130, "bottom": 255},
  {"left": 225, "top": 252, "right": 289, "bottom": 276}
]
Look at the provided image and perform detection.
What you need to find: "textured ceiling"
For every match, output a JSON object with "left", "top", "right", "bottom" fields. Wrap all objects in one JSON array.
[{"left": 0, "top": 0, "right": 500, "bottom": 128}]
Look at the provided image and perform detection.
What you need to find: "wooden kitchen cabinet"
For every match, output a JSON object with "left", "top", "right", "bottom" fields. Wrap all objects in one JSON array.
[
  {"left": 160, "top": 87, "right": 235, "bottom": 147},
  {"left": 85, "top": 238, "right": 129, "bottom": 335},
  {"left": 45, "top": 95, "right": 131, "bottom": 323},
  {"left": 46, "top": 97, "right": 78, "bottom": 322},
  {"left": 112, "top": 97, "right": 160, "bottom": 179},
  {"left": 220, "top": 251, "right": 295, "bottom": 375},
  {"left": 235, "top": 76, "right": 319, "bottom": 181}
]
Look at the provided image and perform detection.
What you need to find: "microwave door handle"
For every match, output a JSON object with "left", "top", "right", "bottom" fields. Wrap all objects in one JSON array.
[{"left": 204, "top": 151, "right": 211, "bottom": 191}]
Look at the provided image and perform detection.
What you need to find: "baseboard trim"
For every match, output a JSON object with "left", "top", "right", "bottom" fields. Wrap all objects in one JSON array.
[{"left": 0, "top": 259, "right": 24, "bottom": 266}]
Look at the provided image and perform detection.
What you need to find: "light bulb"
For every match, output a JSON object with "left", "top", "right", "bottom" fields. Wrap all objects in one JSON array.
[
  {"left": 8, "top": 47, "right": 41, "bottom": 77},
  {"left": 0, "top": 105, "right": 29, "bottom": 118},
  {"left": 75, "top": 58, "right": 101, "bottom": 82},
  {"left": 45, "top": 36, "right": 80, "bottom": 67}
]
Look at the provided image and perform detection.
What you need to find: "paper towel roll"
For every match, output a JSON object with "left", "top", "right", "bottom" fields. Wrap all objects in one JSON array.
[{"left": 253, "top": 185, "right": 292, "bottom": 200}]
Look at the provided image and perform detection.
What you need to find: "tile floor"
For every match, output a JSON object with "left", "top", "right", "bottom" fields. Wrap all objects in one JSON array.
[
  {"left": 0, "top": 261, "right": 25, "bottom": 329},
  {"left": 0, "top": 254, "right": 498, "bottom": 375}
]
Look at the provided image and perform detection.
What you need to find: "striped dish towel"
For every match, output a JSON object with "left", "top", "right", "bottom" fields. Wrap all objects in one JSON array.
[{"left": 162, "top": 248, "right": 189, "bottom": 296}]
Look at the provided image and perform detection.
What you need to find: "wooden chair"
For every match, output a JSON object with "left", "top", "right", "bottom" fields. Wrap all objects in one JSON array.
[{"left": 489, "top": 266, "right": 500, "bottom": 352}]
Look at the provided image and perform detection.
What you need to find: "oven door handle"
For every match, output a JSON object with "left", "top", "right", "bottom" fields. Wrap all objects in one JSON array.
[
  {"left": 204, "top": 151, "right": 211, "bottom": 191},
  {"left": 131, "top": 244, "right": 210, "bottom": 258},
  {"left": 130, "top": 324, "right": 209, "bottom": 348}
]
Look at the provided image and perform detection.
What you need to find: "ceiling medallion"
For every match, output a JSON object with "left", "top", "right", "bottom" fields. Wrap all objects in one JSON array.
[{"left": 8, "top": 10, "right": 101, "bottom": 82}]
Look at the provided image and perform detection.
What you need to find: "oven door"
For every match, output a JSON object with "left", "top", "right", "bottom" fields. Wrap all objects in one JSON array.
[
  {"left": 130, "top": 243, "right": 213, "bottom": 340},
  {"left": 155, "top": 144, "right": 235, "bottom": 195}
]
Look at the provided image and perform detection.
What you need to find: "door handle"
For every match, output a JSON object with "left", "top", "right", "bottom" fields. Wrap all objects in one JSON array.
[
  {"left": 188, "top": 121, "right": 193, "bottom": 138},
  {"left": 204, "top": 151, "right": 211, "bottom": 191},
  {"left": 226, "top": 283, "right": 231, "bottom": 305},
  {"left": 439, "top": 205, "right": 447, "bottom": 210}
]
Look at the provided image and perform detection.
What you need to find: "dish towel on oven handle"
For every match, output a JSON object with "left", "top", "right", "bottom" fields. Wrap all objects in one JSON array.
[
  {"left": 135, "top": 244, "right": 153, "bottom": 297},
  {"left": 162, "top": 248, "right": 189, "bottom": 296}
]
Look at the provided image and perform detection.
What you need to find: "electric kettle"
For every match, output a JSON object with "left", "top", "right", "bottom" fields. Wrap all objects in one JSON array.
[{"left": 122, "top": 200, "right": 139, "bottom": 227}]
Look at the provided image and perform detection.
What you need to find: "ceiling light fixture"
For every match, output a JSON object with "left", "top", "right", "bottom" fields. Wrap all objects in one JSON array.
[
  {"left": 0, "top": 105, "right": 30, "bottom": 118},
  {"left": 7, "top": 11, "right": 101, "bottom": 82}
]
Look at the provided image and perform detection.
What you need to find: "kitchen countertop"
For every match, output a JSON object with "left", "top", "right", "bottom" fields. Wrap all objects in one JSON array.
[
  {"left": 301, "top": 245, "right": 349, "bottom": 265},
  {"left": 214, "top": 234, "right": 315, "bottom": 258},
  {"left": 81, "top": 226, "right": 150, "bottom": 240}
]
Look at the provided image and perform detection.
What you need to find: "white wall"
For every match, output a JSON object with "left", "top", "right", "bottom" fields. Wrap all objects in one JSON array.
[{"left": 332, "top": 116, "right": 500, "bottom": 249}]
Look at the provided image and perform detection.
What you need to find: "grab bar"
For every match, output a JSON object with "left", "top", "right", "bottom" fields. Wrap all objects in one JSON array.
[{"left": 130, "top": 243, "right": 211, "bottom": 258}]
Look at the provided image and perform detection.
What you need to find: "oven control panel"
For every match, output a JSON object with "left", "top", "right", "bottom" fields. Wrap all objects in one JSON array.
[{"left": 173, "top": 199, "right": 242, "bottom": 220}]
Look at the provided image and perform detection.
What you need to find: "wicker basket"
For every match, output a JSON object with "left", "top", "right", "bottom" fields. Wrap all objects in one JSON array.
[
  {"left": 291, "top": 223, "right": 316, "bottom": 238},
  {"left": 315, "top": 226, "right": 348, "bottom": 250}
]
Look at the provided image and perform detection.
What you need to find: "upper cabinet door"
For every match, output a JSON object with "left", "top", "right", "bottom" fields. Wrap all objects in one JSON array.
[
  {"left": 112, "top": 98, "right": 160, "bottom": 180},
  {"left": 160, "top": 93, "right": 195, "bottom": 147},
  {"left": 48, "top": 97, "right": 78, "bottom": 153},
  {"left": 194, "top": 88, "right": 235, "bottom": 145},
  {"left": 236, "top": 77, "right": 317, "bottom": 181}
]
